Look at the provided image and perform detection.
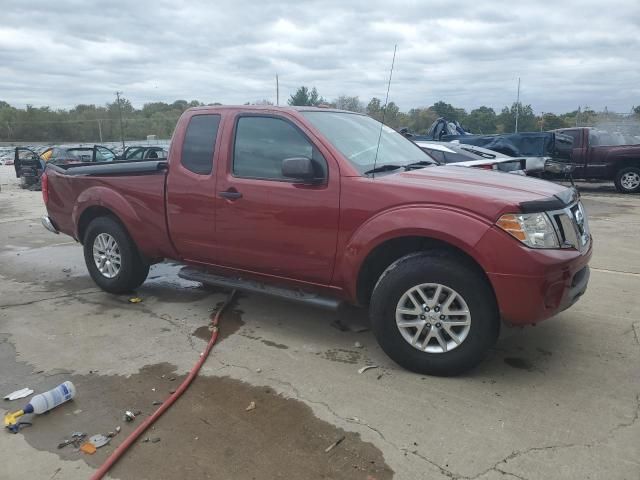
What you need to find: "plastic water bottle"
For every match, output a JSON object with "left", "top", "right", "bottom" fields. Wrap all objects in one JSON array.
[{"left": 23, "top": 381, "right": 76, "bottom": 415}]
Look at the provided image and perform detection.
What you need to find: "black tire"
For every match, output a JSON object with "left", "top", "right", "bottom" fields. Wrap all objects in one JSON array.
[
  {"left": 370, "top": 251, "right": 499, "bottom": 376},
  {"left": 83, "top": 216, "right": 149, "bottom": 293},
  {"left": 614, "top": 167, "right": 640, "bottom": 194}
]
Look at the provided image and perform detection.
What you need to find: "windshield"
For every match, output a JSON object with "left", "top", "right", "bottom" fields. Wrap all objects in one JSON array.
[{"left": 301, "top": 111, "right": 434, "bottom": 174}]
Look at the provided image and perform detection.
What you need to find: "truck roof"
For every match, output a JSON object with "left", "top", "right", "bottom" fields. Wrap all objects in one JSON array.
[{"left": 186, "top": 105, "right": 364, "bottom": 115}]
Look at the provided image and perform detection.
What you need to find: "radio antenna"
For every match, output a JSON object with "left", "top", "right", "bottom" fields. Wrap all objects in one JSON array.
[{"left": 372, "top": 44, "right": 397, "bottom": 179}]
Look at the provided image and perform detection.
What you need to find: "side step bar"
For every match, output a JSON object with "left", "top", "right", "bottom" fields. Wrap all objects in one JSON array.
[{"left": 178, "top": 266, "right": 342, "bottom": 311}]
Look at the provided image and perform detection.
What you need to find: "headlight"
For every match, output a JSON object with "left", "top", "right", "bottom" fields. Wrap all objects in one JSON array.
[{"left": 496, "top": 212, "right": 560, "bottom": 248}]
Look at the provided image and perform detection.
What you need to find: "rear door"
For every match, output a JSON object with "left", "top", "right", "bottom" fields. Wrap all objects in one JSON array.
[
  {"left": 166, "top": 113, "right": 222, "bottom": 264},
  {"left": 214, "top": 113, "right": 340, "bottom": 285}
]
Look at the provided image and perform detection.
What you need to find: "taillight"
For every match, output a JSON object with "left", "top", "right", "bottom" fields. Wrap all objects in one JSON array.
[{"left": 41, "top": 172, "right": 49, "bottom": 204}]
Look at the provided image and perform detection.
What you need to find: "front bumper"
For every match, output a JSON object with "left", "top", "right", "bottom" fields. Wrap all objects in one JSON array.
[
  {"left": 479, "top": 226, "right": 592, "bottom": 326},
  {"left": 42, "top": 215, "right": 59, "bottom": 234}
]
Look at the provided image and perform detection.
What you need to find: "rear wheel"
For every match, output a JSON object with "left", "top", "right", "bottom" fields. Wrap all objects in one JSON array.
[
  {"left": 614, "top": 167, "right": 640, "bottom": 193},
  {"left": 370, "top": 251, "right": 499, "bottom": 376},
  {"left": 83, "top": 216, "right": 149, "bottom": 293}
]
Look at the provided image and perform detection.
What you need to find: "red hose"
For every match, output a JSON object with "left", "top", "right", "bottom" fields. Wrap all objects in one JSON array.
[{"left": 90, "top": 290, "right": 237, "bottom": 480}]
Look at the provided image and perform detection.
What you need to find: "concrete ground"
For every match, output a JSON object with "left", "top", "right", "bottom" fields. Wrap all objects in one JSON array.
[{"left": 0, "top": 165, "right": 638, "bottom": 480}]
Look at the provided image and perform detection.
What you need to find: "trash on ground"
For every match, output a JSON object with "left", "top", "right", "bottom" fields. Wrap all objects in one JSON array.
[
  {"left": 4, "top": 381, "right": 75, "bottom": 433},
  {"left": 116, "top": 426, "right": 121, "bottom": 433},
  {"left": 324, "top": 435, "right": 346, "bottom": 453},
  {"left": 255, "top": 368, "right": 262, "bottom": 373},
  {"left": 89, "top": 434, "right": 111, "bottom": 448},
  {"left": 152, "top": 400, "right": 162, "bottom": 406},
  {"left": 142, "top": 437, "right": 150, "bottom": 443},
  {"left": 245, "top": 401, "right": 256, "bottom": 412},
  {"left": 358, "top": 365, "right": 379, "bottom": 374},
  {"left": 123, "top": 410, "right": 140, "bottom": 422},
  {"left": 151, "top": 437, "right": 161, "bottom": 443},
  {"left": 354, "top": 341, "right": 363, "bottom": 349},
  {"left": 128, "top": 297, "right": 143, "bottom": 303},
  {"left": 3, "top": 388, "right": 34, "bottom": 401},
  {"left": 58, "top": 433, "right": 86, "bottom": 449},
  {"left": 80, "top": 442, "right": 97, "bottom": 455}
]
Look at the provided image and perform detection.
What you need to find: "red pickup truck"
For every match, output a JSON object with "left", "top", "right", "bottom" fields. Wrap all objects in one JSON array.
[
  {"left": 553, "top": 127, "right": 640, "bottom": 193},
  {"left": 42, "top": 106, "right": 592, "bottom": 376}
]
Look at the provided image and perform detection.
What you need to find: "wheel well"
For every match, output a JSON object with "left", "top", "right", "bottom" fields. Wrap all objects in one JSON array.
[
  {"left": 356, "top": 236, "right": 494, "bottom": 306},
  {"left": 615, "top": 160, "right": 640, "bottom": 174},
  {"left": 77, "top": 206, "right": 118, "bottom": 243}
]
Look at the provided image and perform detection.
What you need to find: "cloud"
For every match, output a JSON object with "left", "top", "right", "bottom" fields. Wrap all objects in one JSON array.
[{"left": 0, "top": 0, "right": 638, "bottom": 113}]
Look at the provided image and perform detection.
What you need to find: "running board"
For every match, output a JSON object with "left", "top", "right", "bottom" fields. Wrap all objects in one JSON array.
[{"left": 178, "top": 266, "right": 342, "bottom": 311}]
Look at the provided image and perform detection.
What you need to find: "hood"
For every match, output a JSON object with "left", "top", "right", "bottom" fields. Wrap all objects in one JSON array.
[{"left": 378, "top": 166, "right": 575, "bottom": 220}]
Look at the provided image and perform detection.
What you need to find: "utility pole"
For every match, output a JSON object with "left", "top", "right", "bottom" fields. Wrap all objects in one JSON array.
[
  {"left": 115, "top": 91, "right": 125, "bottom": 151},
  {"left": 540, "top": 112, "right": 544, "bottom": 131},
  {"left": 276, "top": 74, "right": 279, "bottom": 106},
  {"left": 97, "top": 119, "right": 103, "bottom": 143},
  {"left": 514, "top": 77, "right": 521, "bottom": 133}
]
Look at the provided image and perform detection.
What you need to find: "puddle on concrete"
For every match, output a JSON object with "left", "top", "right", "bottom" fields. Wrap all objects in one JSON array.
[
  {"left": 192, "top": 307, "right": 246, "bottom": 344},
  {"left": 0, "top": 338, "right": 393, "bottom": 480}
]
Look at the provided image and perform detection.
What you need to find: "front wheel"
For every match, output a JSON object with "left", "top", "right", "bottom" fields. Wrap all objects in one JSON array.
[
  {"left": 370, "top": 251, "right": 499, "bottom": 376},
  {"left": 614, "top": 167, "right": 640, "bottom": 194},
  {"left": 83, "top": 216, "right": 149, "bottom": 293}
]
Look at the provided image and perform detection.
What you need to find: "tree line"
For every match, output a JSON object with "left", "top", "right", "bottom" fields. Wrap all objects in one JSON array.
[{"left": 1, "top": 89, "right": 638, "bottom": 143}]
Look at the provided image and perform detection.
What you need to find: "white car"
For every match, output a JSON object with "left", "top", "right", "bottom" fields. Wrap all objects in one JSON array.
[{"left": 415, "top": 141, "right": 527, "bottom": 175}]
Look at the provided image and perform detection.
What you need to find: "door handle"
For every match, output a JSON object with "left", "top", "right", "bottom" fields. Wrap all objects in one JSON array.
[{"left": 219, "top": 189, "right": 243, "bottom": 200}]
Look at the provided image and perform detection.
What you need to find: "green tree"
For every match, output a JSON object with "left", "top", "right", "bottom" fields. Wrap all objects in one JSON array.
[
  {"left": 431, "top": 101, "right": 467, "bottom": 123},
  {"left": 288, "top": 86, "right": 325, "bottom": 106},
  {"left": 497, "top": 102, "right": 536, "bottom": 133},
  {"left": 334, "top": 95, "right": 364, "bottom": 113},
  {"left": 539, "top": 113, "right": 567, "bottom": 131},
  {"left": 366, "top": 97, "right": 383, "bottom": 121},
  {"left": 465, "top": 106, "right": 497, "bottom": 134}
]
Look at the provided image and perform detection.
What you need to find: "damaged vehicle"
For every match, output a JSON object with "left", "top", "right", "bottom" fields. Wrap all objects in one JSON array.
[
  {"left": 415, "top": 141, "right": 527, "bottom": 174},
  {"left": 41, "top": 106, "right": 592, "bottom": 376}
]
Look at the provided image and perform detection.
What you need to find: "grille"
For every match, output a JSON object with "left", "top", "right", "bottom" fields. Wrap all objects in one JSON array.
[{"left": 550, "top": 201, "right": 590, "bottom": 251}]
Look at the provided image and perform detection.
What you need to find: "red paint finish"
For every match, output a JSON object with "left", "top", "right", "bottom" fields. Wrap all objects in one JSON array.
[{"left": 45, "top": 106, "right": 592, "bottom": 327}]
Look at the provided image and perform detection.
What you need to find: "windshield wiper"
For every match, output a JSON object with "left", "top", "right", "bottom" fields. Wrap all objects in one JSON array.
[
  {"left": 404, "top": 160, "right": 437, "bottom": 169},
  {"left": 364, "top": 164, "right": 403, "bottom": 175}
]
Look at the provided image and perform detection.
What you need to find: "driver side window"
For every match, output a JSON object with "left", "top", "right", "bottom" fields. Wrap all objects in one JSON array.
[{"left": 233, "top": 116, "right": 325, "bottom": 180}]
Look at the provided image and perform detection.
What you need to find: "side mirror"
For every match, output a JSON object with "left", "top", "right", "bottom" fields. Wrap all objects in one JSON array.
[{"left": 282, "top": 157, "right": 324, "bottom": 183}]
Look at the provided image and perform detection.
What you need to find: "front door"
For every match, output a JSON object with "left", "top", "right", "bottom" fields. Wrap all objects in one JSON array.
[{"left": 214, "top": 114, "right": 340, "bottom": 286}]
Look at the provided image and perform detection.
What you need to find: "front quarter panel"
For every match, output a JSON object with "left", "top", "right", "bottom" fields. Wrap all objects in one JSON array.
[{"left": 336, "top": 206, "right": 494, "bottom": 301}]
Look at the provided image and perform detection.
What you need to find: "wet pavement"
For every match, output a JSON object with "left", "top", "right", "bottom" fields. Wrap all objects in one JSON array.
[{"left": 0, "top": 170, "right": 639, "bottom": 479}]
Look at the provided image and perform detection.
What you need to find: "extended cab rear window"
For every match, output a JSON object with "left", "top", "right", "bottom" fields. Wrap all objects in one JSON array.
[{"left": 181, "top": 114, "right": 221, "bottom": 175}]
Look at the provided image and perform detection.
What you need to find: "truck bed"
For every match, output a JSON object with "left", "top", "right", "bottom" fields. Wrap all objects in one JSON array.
[{"left": 45, "top": 160, "right": 175, "bottom": 260}]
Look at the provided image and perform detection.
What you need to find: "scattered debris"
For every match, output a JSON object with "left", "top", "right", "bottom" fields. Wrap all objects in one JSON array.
[
  {"left": 255, "top": 368, "right": 262, "bottom": 373},
  {"left": 80, "top": 442, "right": 97, "bottom": 455},
  {"left": 116, "top": 426, "right": 121, "bottom": 434},
  {"left": 324, "top": 435, "right": 346, "bottom": 453},
  {"left": 376, "top": 374, "right": 383, "bottom": 380},
  {"left": 152, "top": 388, "right": 156, "bottom": 392},
  {"left": 354, "top": 341, "right": 363, "bottom": 349},
  {"left": 62, "top": 268, "right": 71, "bottom": 273},
  {"left": 142, "top": 437, "right": 150, "bottom": 443},
  {"left": 57, "top": 433, "right": 87, "bottom": 449},
  {"left": 168, "top": 377, "right": 176, "bottom": 382},
  {"left": 123, "top": 410, "right": 141, "bottom": 422},
  {"left": 128, "top": 297, "right": 143, "bottom": 304},
  {"left": 169, "top": 389, "right": 176, "bottom": 394},
  {"left": 358, "top": 365, "right": 379, "bottom": 374},
  {"left": 89, "top": 434, "right": 111, "bottom": 448},
  {"left": 152, "top": 400, "right": 162, "bottom": 406},
  {"left": 245, "top": 401, "right": 256, "bottom": 412},
  {"left": 73, "top": 409, "right": 83, "bottom": 415},
  {"left": 151, "top": 437, "right": 161, "bottom": 443},
  {"left": 3, "top": 388, "right": 34, "bottom": 401}
]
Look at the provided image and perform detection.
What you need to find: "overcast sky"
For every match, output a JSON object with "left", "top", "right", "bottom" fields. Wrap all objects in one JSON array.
[{"left": 1, "top": 0, "right": 638, "bottom": 113}]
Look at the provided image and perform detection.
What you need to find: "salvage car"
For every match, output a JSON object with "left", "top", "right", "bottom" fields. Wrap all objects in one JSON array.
[
  {"left": 553, "top": 127, "right": 640, "bottom": 193},
  {"left": 415, "top": 141, "right": 526, "bottom": 174},
  {"left": 41, "top": 106, "right": 592, "bottom": 376}
]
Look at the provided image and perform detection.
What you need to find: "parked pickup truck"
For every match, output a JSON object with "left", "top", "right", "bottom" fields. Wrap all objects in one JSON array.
[
  {"left": 42, "top": 106, "right": 592, "bottom": 376},
  {"left": 553, "top": 127, "right": 640, "bottom": 193}
]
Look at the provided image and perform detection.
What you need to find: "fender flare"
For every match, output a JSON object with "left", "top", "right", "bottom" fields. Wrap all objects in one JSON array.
[
  {"left": 73, "top": 186, "right": 143, "bottom": 243},
  {"left": 335, "top": 205, "right": 494, "bottom": 301}
]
